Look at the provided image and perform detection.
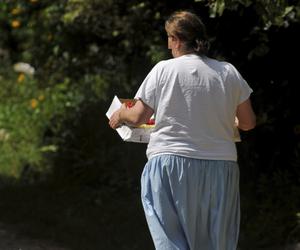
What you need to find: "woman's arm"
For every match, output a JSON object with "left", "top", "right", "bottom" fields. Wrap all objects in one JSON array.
[
  {"left": 109, "top": 99, "right": 154, "bottom": 129},
  {"left": 236, "top": 98, "right": 256, "bottom": 131}
]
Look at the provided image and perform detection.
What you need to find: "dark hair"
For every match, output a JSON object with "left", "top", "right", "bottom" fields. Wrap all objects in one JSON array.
[{"left": 165, "top": 11, "right": 210, "bottom": 55}]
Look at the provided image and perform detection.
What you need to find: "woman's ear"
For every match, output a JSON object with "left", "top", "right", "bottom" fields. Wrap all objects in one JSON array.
[
  {"left": 175, "top": 38, "right": 182, "bottom": 50},
  {"left": 170, "top": 36, "right": 181, "bottom": 49}
]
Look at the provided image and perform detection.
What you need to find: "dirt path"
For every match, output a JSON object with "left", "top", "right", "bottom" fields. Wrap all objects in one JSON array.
[
  {"left": 0, "top": 223, "right": 69, "bottom": 250},
  {"left": 1, "top": 222, "right": 299, "bottom": 250}
]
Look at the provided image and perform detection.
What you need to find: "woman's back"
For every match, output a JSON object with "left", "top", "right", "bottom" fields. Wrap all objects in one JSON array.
[{"left": 138, "top": 54, "right": 252, "bottom": 161}]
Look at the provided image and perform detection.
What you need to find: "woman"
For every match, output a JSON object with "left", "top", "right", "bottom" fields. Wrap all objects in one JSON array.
[{"left": 109, "top": 10, "right": 256, "bottom": 250}]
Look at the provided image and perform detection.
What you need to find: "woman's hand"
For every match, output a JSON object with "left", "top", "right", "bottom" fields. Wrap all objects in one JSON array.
[
  {"left": 109, "top": 100, "right": 154, "bottom": 129},
  {"left": 109, "top": 103, "right": 126, "bottom": 129}
]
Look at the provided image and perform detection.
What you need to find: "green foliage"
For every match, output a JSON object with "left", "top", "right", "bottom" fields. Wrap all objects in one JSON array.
[
  {"left": 0, "top": 68, "right": 83, "bottom": 179},
  {"left": 198, "top": 0, "right": 298, "bottom": 29},
  {"left": 0, "top": 0, "right": 167, "bottom": 186},
  {"left": 0, "top": 0, "right": 167, "bottom": 86}
]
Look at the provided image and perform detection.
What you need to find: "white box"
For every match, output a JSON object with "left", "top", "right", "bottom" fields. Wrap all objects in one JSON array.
[
  {"left": 106, "top": 96, "right": 154, "bottom": 143},
  {"left": 106, "top": 96, "right": 240, "bottom": 143}
]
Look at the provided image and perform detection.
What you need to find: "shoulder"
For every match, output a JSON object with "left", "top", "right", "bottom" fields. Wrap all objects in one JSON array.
[
  {"left": 155, "top": 58, "right": 176, "bottom": 68},
  {"left": 209, "top": 58, "right": 243, "bottom": 77},
  {"left": 150, "top": 58, "right": 177, "bottom": 74},
  {"left": 207, "top": 57, "right": 245, "bottom": 79},
  {"left": 223, "top": 62, "right": 245, "bottom": 80},
  {"left": 201, "top": 56, "right": 234, "bottom": 77},
  {"left": 203, "top": 56, "right": 230, "bottom": 69},
  {"left": 213, "top": 60, "right": 247, "bottom": 84}
]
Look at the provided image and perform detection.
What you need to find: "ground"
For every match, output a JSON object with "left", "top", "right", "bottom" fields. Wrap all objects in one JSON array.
[
  {"left": 0, "top": 183, "right": 299, "bottom": 250},
  {"left": 1, "top": 221, "right": 300, "bottom": 250},
  {"left": 0, "top": 223, "right": 68, "bottom": 250}
]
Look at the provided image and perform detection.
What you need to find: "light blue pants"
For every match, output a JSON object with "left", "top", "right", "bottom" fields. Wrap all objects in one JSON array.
[{"left": 141, "top": 154, "right": 240, "bottom": 250}]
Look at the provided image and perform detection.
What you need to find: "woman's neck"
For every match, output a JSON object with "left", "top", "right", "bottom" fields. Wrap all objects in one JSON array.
[{"left": 174, "top": 50, "right": 196, "bottom": 58}]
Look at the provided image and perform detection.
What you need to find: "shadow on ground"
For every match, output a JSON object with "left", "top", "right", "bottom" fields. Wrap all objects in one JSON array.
[{"left": 0, "top": 179, "right": 153, "bottom": 250}]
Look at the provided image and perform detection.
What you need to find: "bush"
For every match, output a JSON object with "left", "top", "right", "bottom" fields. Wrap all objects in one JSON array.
[{"left": 0, "top": 66, "right": 84, "bottom": 181}]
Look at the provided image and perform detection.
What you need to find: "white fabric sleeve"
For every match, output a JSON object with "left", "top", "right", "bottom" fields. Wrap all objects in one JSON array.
[
  {"left": 228, "top": 63, "right": 253, "bottom": 105},
  {"left": 134, "top": 63, "right": 160, "bottom": 111}
]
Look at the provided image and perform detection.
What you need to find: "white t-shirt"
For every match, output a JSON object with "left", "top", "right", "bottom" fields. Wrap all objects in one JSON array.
[{"left": 135, "top": 54, "right": 253, "bottom": 161}]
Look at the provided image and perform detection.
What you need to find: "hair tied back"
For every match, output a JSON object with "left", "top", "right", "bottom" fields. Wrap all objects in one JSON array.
[{"left": 194, "top": 38, "right": 210, "bottom": 54}]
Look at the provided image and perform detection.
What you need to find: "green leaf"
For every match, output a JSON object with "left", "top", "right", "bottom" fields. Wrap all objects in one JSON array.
[
  {"left": 39, "top": 145, "right": 58, "bottom": 152},
  {"left": 209, "top": 0, "right": 226, "bottom": 18},
  {"left": 283, "top": 6, "right": 293, "bottom": 17}
]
